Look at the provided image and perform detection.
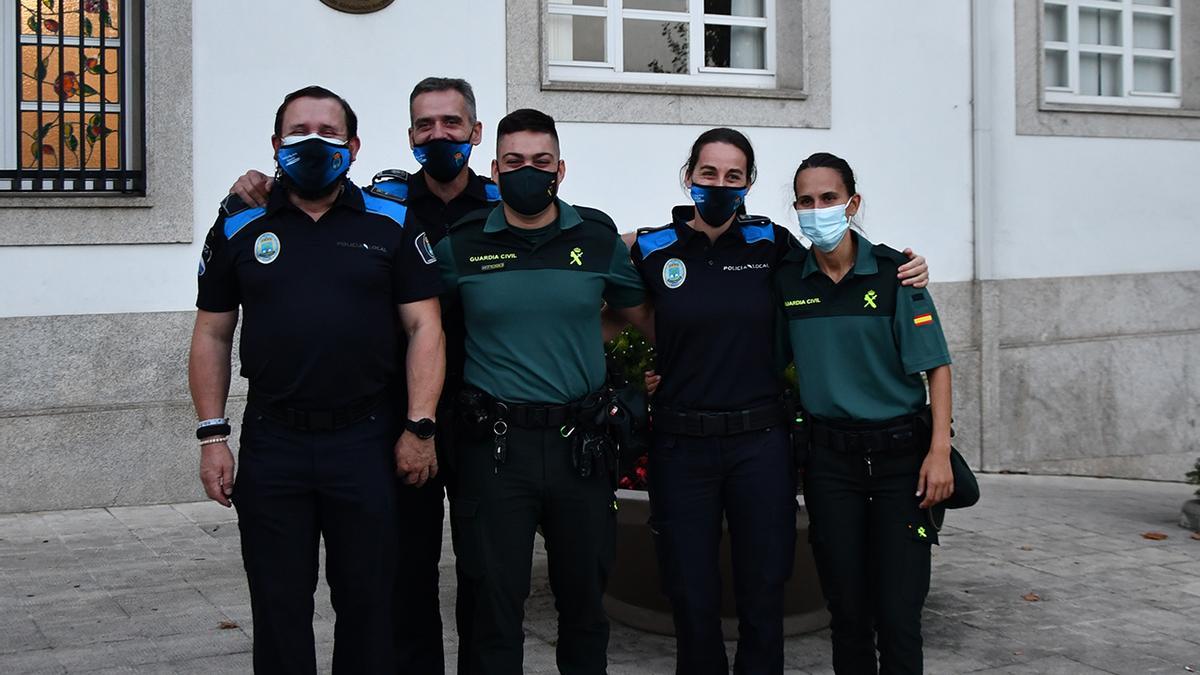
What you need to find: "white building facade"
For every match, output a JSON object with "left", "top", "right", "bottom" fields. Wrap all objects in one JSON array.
[{"left": 0, "top": 0, "right": 1196, "bottom": 512}]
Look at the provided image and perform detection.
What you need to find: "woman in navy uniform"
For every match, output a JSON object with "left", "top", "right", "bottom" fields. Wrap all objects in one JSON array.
[
  {"left": 620, "top": 130, "right": 929, "bottom": 674},
  {"left": 776, "top": 152, "right": 954, "bottom": 674}
]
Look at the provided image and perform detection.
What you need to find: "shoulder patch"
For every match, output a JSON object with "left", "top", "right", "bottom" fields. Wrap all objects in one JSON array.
[
  {"left": 738, "top": 215, "right": 775, "bottom": 244},
  {"left": 637, "top": 226, "right": 679, "bottom": 259},
  {"left": 871, "top": 243, "right": 910, "bottom": 265},
  {"left": 573, "top": 206, "right": 618, "bottom": 232},
  {"left": 362, "top": 188, "right": 408, "bottom": 227},
  {"left": 221, "top": 198, "right": 268, "bottom": 240},
  {"left": 482, "top": 180, "right": 501, "bottom": 203},
  {"left": 369, "top": 169, "right": 410, "bottom": 204}
]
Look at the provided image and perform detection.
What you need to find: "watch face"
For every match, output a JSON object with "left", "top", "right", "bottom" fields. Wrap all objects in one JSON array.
[{"left": 410, "top": 418, "right": 436, "bottom": 439}]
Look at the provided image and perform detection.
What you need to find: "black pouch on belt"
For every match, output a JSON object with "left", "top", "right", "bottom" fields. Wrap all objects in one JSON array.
[
  {"left": 455, "top": 387, "right": 493, "bottom": 441},
  {"left": 571, "top": 391, "right": 613, "bottom": 480}
]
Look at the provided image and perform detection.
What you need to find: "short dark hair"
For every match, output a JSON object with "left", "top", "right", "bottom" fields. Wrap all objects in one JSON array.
[
  {"left": 409, "top": 77, "right": 478, "bottom": 123},
  {"left": 274, "top": 85, "right": 358, "bottom": 139},
  {"left": 496, "top": 108, "right": 559, "bottom": 152},
  {"left": 793, "top": 152, "right": 857, "bottom": 197},
  {"left": 681, "top": 127, "right": 757, "bottom": 186}
]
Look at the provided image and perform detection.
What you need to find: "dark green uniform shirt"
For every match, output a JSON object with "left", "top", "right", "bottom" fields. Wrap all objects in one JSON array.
[
  {"left": 776, "top": 231, "right": 951, "bottom": 421},
  {"left": 435, "top": 199, "right": 645, "bottom": 404}
]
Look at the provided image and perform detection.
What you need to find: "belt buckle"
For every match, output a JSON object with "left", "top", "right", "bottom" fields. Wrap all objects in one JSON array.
[
  {"left": 530, "top": 407, "right": 547, "bottom": 428},
  {"left": 700, "top": 413, "right": 723, "bottom": 436}
]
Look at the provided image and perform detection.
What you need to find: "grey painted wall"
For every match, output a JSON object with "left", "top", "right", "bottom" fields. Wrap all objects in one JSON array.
[{"left": 0, "top": 270, "right": 1196, "bottom": 512}]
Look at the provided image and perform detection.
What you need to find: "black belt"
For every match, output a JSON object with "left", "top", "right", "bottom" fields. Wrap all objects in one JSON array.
[
  {"left": 809, "top": 410, "right": 925, "bottom": 455},
  {"left": 653, "top": 401, "right": 787, "bottom": 437},
  {"left": 489, "top": 399, "right": 579, "bottom": 429},
  {"left": 248, "top": 391, "right": 383, "bottom": 432}
]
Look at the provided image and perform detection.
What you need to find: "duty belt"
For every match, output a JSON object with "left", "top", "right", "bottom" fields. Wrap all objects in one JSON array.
[
  {"left": 653, "top": 401, "right": 788, "bottom": 437},
  {"left": 489, "top": 400, "right": 580, "bottom": 429},
  {"left": 808, "top": 409, "right": 926, "bottom": 455},
  {"left": 248, "top": 390, "right": 383, "bottom": 432}
]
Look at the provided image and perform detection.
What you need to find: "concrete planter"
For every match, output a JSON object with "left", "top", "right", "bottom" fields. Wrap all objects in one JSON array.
[
  {"left": 1181, "top": 499, "right": 1200, "bottom": 531},
  {"left": 602, "top": 488, "right": 830, "bottom": 638}
]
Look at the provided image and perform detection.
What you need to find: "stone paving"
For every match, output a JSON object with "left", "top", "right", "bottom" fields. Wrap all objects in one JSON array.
[{"left": 0, "top": 474, "right": 1197, "bottom": 674}]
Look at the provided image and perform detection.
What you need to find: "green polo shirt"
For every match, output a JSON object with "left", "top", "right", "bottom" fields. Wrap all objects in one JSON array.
[
  {"left": 435, "top": 200, "right": 645, "bottom": 404},
  {"left": 776, "top": 231, "right": 951, "bottom": 421}
]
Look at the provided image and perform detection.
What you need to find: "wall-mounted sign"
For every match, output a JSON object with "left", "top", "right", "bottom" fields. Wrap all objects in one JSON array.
[{"left": 319, "top": 0, "right": 395, "bottom": 13}]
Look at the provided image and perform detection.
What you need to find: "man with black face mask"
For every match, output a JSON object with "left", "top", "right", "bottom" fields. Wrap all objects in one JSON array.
[
  {"left": 190, "top": 86, "right": 445, "bottom": 673},
  {"left": 435, "top": 108, "right": 651, "bottom": 675},
  {"left": 226, "top": 77, "right": 497, "bottom": 674}
]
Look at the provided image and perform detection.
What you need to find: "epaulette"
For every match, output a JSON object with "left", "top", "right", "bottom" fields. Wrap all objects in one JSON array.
[
  {"left": 360, "top": 185, "right": 409, "bottom": 227},
  {"left": 369, "top": 169, "right": 410, "bottom": 203},
  {"left": 737, "top": 214, "right": 775, "bottom": 245},
  {"left": 636, "top": 224, "right": 678, "bottom": 259},
  {"left": 871, "top": 242, "right": 909, "bottom": 265},
  {"left": 218, "top": 193, "right": 267, "bottom": 240},
  {"left": 449, "top": 206, "right": 496, "bottom": 232},
  {"left": 573, "top": 205, "right": 618, "bottom": 233},
  {"left": 481, "top": 179, "right": 501, "bottom": 203}
]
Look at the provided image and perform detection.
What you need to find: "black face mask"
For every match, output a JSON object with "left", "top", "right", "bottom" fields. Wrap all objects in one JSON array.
[
  {"left": 690, "top": 184, "right": 749, "bottom": 227},
  {"left": 275, "top": 134, "right": 352, "bottom": 200},
  {"left": 412, "top": 138, "right": 473, "bottom": 183},
  {"left": 498, "top": 165, "right": 559, "bottom": 216}
]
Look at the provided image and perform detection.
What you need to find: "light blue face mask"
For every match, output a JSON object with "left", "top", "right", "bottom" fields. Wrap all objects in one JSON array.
[{"left": 796, "top": 199, "right": 853, "bottom": 252}]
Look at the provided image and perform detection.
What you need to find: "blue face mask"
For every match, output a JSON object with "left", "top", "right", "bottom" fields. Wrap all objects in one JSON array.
[
  {"left": 413, "top": 138, "right": 472, "bottom": 183},
  {"left": 796, "top": 200, "right": 853, "bottom": 252},
  {"left": 275, "top": 133, "right": 352, "bottom": 199},
  {"left": 690, "top": 184, "right": 748, "bottom": 227}
]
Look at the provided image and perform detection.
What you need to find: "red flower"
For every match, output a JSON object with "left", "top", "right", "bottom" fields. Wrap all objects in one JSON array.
[
  {"left": 85, "top": 57, "right": 100, "bottom": 73},
  {"left": 53, "top": 71, "right": 79, "bottom": 99},
  {"left": 40, "top": 144, "right": 55, "bottom": 157},
  {"left": 84, "top": 0, "right": 108, "bottom": 13},
  {"left": 43, "top": 19, "right": 60, "bottom": 32}
]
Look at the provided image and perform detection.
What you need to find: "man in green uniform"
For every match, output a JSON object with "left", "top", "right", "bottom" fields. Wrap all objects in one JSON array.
[{"left": 435, "top": 108, "right": 647, "bottom": 675}]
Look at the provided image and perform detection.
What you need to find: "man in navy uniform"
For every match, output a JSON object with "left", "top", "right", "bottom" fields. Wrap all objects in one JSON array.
[{"left": 189, "top": 85, "right": 445, "bottom": 673}]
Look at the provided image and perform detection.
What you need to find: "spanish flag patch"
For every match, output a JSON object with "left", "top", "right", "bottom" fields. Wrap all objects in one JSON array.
[{"left": 913, "top": 313, "right": 934, "bottom": 326}]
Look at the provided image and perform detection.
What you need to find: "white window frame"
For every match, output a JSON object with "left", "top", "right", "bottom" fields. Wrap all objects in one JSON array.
[
  {"left": 546, "top": 0, "right": 776, "bottom": 89},
  {"left": 1043, "top": 0, "right": 1181, "bottom": 109}
]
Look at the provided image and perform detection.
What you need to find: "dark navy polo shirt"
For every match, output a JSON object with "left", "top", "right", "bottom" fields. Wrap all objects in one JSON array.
[
  {"left": 631, "top": 205, "right": 801, "bottom": 412},
  {"left": 196, "top": 180, "right": 444, "bottom": 409},
  {"left": 391, "top": 168, "right": 500, "bottom": 246}
]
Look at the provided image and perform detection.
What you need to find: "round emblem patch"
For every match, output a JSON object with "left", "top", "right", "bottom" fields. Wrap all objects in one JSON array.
[
  {"left": 254, "top": 232, "right": 281, "bottom": 265},
  {"left": 662, "top": 258, "right": 687, "bottom": 289}
]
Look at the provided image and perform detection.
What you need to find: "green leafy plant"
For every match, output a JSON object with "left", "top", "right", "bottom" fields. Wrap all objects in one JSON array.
[{"left": 1187, "top": 457, "right": 1200, "bottom": 497}]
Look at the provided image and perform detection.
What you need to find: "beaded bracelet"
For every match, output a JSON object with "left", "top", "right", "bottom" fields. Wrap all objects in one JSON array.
[{"left": 199, "top": 436, "right": 229, "bottom": 446}]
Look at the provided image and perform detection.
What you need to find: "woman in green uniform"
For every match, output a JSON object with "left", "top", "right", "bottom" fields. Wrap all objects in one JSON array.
[{"left": 776, "top": 152, "right": 953, "bottom": 674}]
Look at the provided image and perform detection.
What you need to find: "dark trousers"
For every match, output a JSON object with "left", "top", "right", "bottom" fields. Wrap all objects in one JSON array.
[
  {"left": 803, "top": 441, "right": 935, "bottom": 675},
  {"left": 648, "top": 426, "right": 797, "bottom": 675},
  {"left": 393, "top": 473, "right": 446, "bottom": 674},
  {"left": 233, "top": 404, "right": 399, "bottom": 674},
  {"left": 451, "top": 425, "right": 616, "bottom": 675}
]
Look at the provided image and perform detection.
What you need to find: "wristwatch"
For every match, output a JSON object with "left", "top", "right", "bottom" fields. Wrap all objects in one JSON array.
[{"left": 404, "top": 418, "right": 437, "bottom": 440}]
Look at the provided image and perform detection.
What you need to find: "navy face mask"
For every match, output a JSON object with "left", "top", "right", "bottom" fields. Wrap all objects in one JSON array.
[
  {"left": 275, "top": 134, "right": 352, "bottom": 199},
  {"left": 413, "top": 138, "right": 473, "bottom": 183},
  {"left": 498, "top": 165, "right": 559, "bottom": 216},
  {"left": 689, "top": 184, "right": 749, "bottom": 227}
]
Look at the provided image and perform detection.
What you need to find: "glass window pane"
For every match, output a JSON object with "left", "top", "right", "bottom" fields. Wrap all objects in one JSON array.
[
  {"left": 1133, "top": 56, "right": 1173, "bottom": 92},
  {"left": 21, "top": 111, "right": 119, "bottom": 170},
  {"left": 19, "top": 0, "right": 123, "bottom": 39},
  {"left": 1079, "top": 8, "right": 1122, "bottom": 46},
  {"left": 551, "top": 0, "right": 605, "bottom": 5},
  {"left": 704, "top": 0, "right": 766, "bottom": 18},
  {"left": 1133, "top": 14, "right": 1171, "bottom": 49},
  {"left": 625, "top": 0, "right": 687, "bottom": 11},
  {"left": 705, "top": 24, "right": 765, "bottom": 69},
  {"left": 623, "top": 19, "right": 689, "bottom": 73},
  {"left": 548, "top": 14, "right": 606, "bottom": 62},
  {"left": 1044, "top": 3, "right": 1067, "bottom": 42},
  {"left": 21, "top": 45, "right": 121, "bottom": 104},
  {"left": 1079, "top": 53, "right": 1122, "bottom": 96},
  {"left": 1133, "top": 0, "right": 1171, "bottom": 6},
  {"left": 1044, "top": 49, "right": 1068, "bottom": 87}
]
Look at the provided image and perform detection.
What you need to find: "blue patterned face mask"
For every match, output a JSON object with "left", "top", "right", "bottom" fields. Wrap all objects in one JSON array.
[
  {"left": 413, "top": 138, "right": 473, "bottom": 183},
  {"left": 275, "top": 133, "right": 351, "bottom": 199},
  {"left": 689, "top": 184, "right": 748, "bottom": 227},
  {"left": 796, "top": 200, "right": 853, "bottom": 252}
]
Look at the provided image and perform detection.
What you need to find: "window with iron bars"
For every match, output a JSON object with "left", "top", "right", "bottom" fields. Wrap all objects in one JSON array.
[{"left": 0, "top": 0, "right": 144, "bottom": 193}]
